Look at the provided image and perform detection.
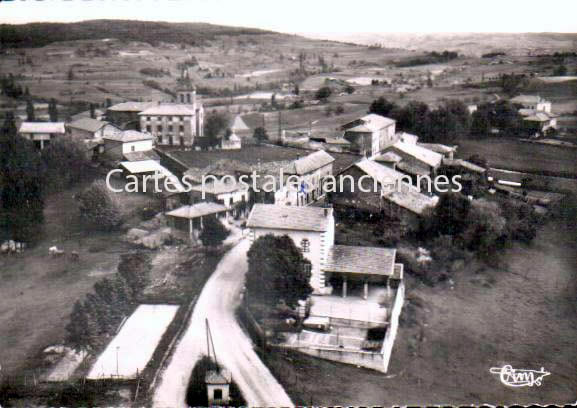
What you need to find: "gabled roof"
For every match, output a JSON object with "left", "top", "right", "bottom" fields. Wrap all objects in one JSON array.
[
  {"left": 511, "top": 95, "right": 545, "bottom": 105},
  {"left": 123, "top": 150, "right": 160, "bottom": 162},
  {"left": 139, "top": 104, "right": 196, "bottom": 116},
  {"left": 104, "top": 130, "right": 154, "bottom": 142},
  {"left": 165, "top": 202, "right": 228, "bottom": 219},
  {"left": 417, "top": 143, "right": 457, "bottom": 155},
  {"left": 67, "top": 118, "right": 111, "bottom": 133},
  {"left": 353, "top": 158, "right": 404, "bottom": 185},
  {"left": 286, "top": 150, "right": 335, "bottom": 175},
  {"left": 247, "top": 204, "right": 333, "bottom": 232},
  {"left": 120, "top": 160, "right": 164, "bottom": 174},
  {"left": 19, "top": 122, "right": 65, "bottom": 134},
  {"left": 230, "top": 115, "right": 250, "bottom": 131},
  {"left": 325, "top": 245, "right": 396, "bottom": 276},
  {"left": 442, "top": 158, "right": 485, "bottom": 173},
  {"left": 523, "top": 111, "right": 556, "bottom": 122},
  {"left": 189, "top": 178, "right": 248, "bottom": 195},
  {"left": 383, "top": 183, "right": 439, "bottom": 215},
  {"left": 107, "top": 101, "right": 157, "bottom": 112},
  {"left": 342, "top": 114, "right": 395, "bottom": 132},
  {"left": 387, "top": 141, "right": 443, "bottom": 168},
  {"left": 377, "top": 151, "right": 402, "bottom": 163}
]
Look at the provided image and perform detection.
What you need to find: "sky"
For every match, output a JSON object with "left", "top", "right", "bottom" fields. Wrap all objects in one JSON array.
[{"left": 0, "top": 0, "right": 576, "bottom": 34}]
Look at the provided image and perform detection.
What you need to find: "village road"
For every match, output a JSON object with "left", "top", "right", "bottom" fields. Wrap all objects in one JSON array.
[{"left": 152, "top": 238, "right": 293, "bottom": 407}]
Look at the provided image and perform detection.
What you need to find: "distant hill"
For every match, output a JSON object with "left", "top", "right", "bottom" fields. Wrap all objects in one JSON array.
[
  {"left": 303, "top": 32, "right": 577, "bottom": 56},
  {"left": 0, "top": 19, "right": 277, "bottom": 48}
]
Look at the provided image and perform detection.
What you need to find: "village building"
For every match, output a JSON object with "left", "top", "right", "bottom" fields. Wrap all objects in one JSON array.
[
  {"left": 139, "top": 102, "right": 204, "bottom": 147},
  {"left": 106, "top": 101, "right": 157, "bottom": 130},
  {"left": 66, "top": 117, "right": 120, "bottom": 140},
  {"left": 439, "top": 158, "right": 487, "bottom": 196},
  {"left": 166, "top": 202, "right": 229, "bottom": 243},
  {"left": 511, "top": 94, "right": 552, "bottom": 113},
  {"left": 188, "top": 178, "right": 250, "bottom": 218},
  {"left": 18, "top": 121, "right": 66, "bottom": 150},
  {"left": 329, "top": 158, "right": 437, "bottom": 230},
  {"left": 417, "top": 142, "right": 457, "bottom": 160},
  {"left": 101, "top": 130, "right": 154, "bottom": 162},
  {"left": 247, "top": 204, "right": 335, "bottom": 292},
  {"left": 341, "top": 114, "right": 396, "bottom": 157},
  {"left": 247, "top": 203, "right": 406, "bottom": 373},
  {"left": 376, "top": 140, "right": 443, "bottom": 188}
]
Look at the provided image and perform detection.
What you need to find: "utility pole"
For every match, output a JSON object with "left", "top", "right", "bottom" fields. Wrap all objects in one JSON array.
[{"left": 278, "top": 110, "right": 282, "bottom": 142}]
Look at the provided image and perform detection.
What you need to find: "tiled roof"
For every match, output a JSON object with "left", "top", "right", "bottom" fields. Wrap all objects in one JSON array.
[
  {"left": 354, "top": 158, "right": 404, "bottom": 185},
  {"left": 325, "top": 245, "right": 396, "bottom": 276},
  {"left": 383, "top": 183, "right": 439, "bottom": 215},
  {"left": 104, "top": 130, "right": 154, "bottom": 142},
  {"left": 68, "top": 118, "right": 111, "bottom": 133},
  {"left": 396, "top": 160, "right": 430, "bottom": 176},
  {"left": 189, "top": 178, "right": 248, "bottom": 195},
  {"left": 123, "top": 150, "right": 160, "bottom": 162},
  {"left": 107, "top": 101, "right": 157, "bottom": 112},
  {"left": 377, "top": 151, "right": 402, "bottom": 163},
  {"left": 230, "top": 115, "right": 250, "bottom": 131},
  {"left": 19, "top": 122, "right": 65, "bottom": 134},
  {"left": 342, "top": 114, "right": 395, "bottom": 132},
  {"left": 511, "top": 95, "right": 543, "bottom": 105},
  {"left": 442, "top": 158, "right": 485, "bottom": 173},
  {"left": 417, "top": 143, "right": 457, "bottom": 155},
  {"left": 120, "top": 160, "right": 164, "bottom": 174},
  {"left": 166, "top": 202, "right": 228, "bottom": 219},
  {"left": 205, "top": 368, "right": 231, "bottom": 384},
  {"left": 247, "top": 204, "right": 332, "bottom": 232},
  {"left": 139, "top": 104, "right": 196, "bottom": 116},
  {"left": 388, "top": 141, "right": 443, "bottom": 168},
  {"left": 286, "top": 150, "right": 335, "bottom": 175}
]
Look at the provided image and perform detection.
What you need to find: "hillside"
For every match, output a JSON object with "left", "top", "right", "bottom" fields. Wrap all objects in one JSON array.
[
  {"left": 304, "top": 32, "right": 577, "bottom": 56},
  {"left": 0, "top": 19, "right": 276, "bottom": 48}
]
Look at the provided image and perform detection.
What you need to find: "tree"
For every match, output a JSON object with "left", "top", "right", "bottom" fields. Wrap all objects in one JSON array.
[
  {"left": 41, "top": 137, "right": 91, "bottom": 191},
  {"left": 75, "top": 180, "right": 123, "bottom": 230},
  {"left": 344, "top": 84, "right": 355, "bottom": 94},
  {"left": 117, "top": 252, "right": 152, "bottom": 299},
  {"left": 0, "top": 112, "right": 45, "bottom": 242},
  {"left": 253, "top": 126, "right": 268, "bottom": 143},
  {"left": 48, "top": 98, "right": 59, "bottom": 121},
  {"left": 462, "top": 199, "right": 506, "bottom": 255},
  {"left": 65, "top": 300, "right": 94, "bottom": 352},
  {"left": 246, "top": 234, "right": 312, "bottom": 308},
  {"left": 431, "top": 193, "right": 471, "bottom": 237},
  {"left": 393, "top": 101, "right": 430, "bottom": 136},
  {"left": 93, "top": 277, "right": 131, "bottom": 330},
  {"left": 490, "top": 100, "right": 524, "bottom": 136},
  {"left": 553, "top": 64, "right": 567, "bottom": 76},
  {"left": 470, "top": 106, "right": 491, "bottom": 138},
  {"left": 203, "top": 111, "right": 229, "bottom": 147},
  {"left": 500, "top": 73, "right": 527, "bottom": 97},
  {"left": 26, "top": 100, "right": 35, "bottom": 122},
  {"left": 368, "top": 96, "right": 397, "bottom": 117},
  {"left": 315, "top": 86, "right": 332, "bottom": 101},
  {"left": 199, "top": 216, "right": 229, "bottom": 247}
]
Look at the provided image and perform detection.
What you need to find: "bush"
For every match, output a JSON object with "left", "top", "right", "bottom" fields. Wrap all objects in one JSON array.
[{"left": 75, "top": 180, "right": 123, "bottom": 230}]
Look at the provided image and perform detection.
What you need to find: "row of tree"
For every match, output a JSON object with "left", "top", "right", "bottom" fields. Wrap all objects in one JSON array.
[
  {"left": 66, "top": 252, "right": 152, "bottom": 352},
  {"left": 369, "top": 96, "right": 527, "bottom": 143}
]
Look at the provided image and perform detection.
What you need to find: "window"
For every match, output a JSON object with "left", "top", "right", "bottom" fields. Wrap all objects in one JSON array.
[
  {"left": 146, "top": 116, "right": 151, "bottom": 121},
  {"left": 131, "top": 145, "right": 135, "bottom": 152},
  {"left": 300, "top": 238, "right": 310, "bottom": 253},
  {"left": 157, "top": 125, "right": 162, "bottom": 132},
  {"left": 168, "top": 124, "right": 173, "bottom": 132},
  {"left": 179, "top": 125, "right": 184, "bottom": 133},
  {"left": 146, "top": 125, "right": 151, "bottom": 133}
]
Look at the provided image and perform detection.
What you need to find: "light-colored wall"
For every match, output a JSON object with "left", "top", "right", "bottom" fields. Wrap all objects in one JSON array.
[
  {"left": 121, "top": 139, "right": 153, "bottom": 154},
  {"left": 141, "top": 112, "right": 203, "bottom": 146},
  {"left": 249, "top": 220, "right": 334, "bottom": 291}
]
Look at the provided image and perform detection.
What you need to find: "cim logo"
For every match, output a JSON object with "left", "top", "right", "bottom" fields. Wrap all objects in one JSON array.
[{"left": 490, "top": 365, "right": 550, "bottom": 387}]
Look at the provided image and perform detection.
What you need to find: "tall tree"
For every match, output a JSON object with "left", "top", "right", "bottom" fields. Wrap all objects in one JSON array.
[
  {"left": 48, "top": 98, "right": 59, "bottom": 121},
  {"left": 368, "top": 96, "right": 397, "bottom": 117},
  {"left": 117, "top": 252, "right": 152, "bottom": 299},
  {"left": 75, "top": 180, "right": 123, "bottom": 230},
  {"left": 199, "top": 216, "right": 229, "bottom": 248},
  {"left": 26, "top": 100, "right": 35, "bottom": 122},
  {"left": 0, "top": 112, "right": 45, "bottom": 242},
  {"left": 246, "top": 234, "right": 312, "bottom": 308},
  {"left": 253, "top": 126, "right": 268, "bottom": 143},
  {"left": 203, "top": 111, "right": 229, "bottom": 147}
]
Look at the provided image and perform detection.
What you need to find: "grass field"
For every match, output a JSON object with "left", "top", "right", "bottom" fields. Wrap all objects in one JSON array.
[
  {"left": 456, "top": 138, "right": 577, "bottom": 176},
  {"left": 0, "top": 181, "right": 159, "bottom": 377}
]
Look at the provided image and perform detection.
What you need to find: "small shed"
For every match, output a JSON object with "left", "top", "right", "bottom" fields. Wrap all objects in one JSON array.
[
  {"left": 165, "top": 202, "right": 229, "bottom": 242},
  {"left": 205, "top": 368, "right": 231, "bottom": 406}
]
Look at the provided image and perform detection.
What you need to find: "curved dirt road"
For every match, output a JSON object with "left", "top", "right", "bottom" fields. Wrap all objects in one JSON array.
[{"left": 152, "top": 239, "right": 293, "bottom": 407}]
